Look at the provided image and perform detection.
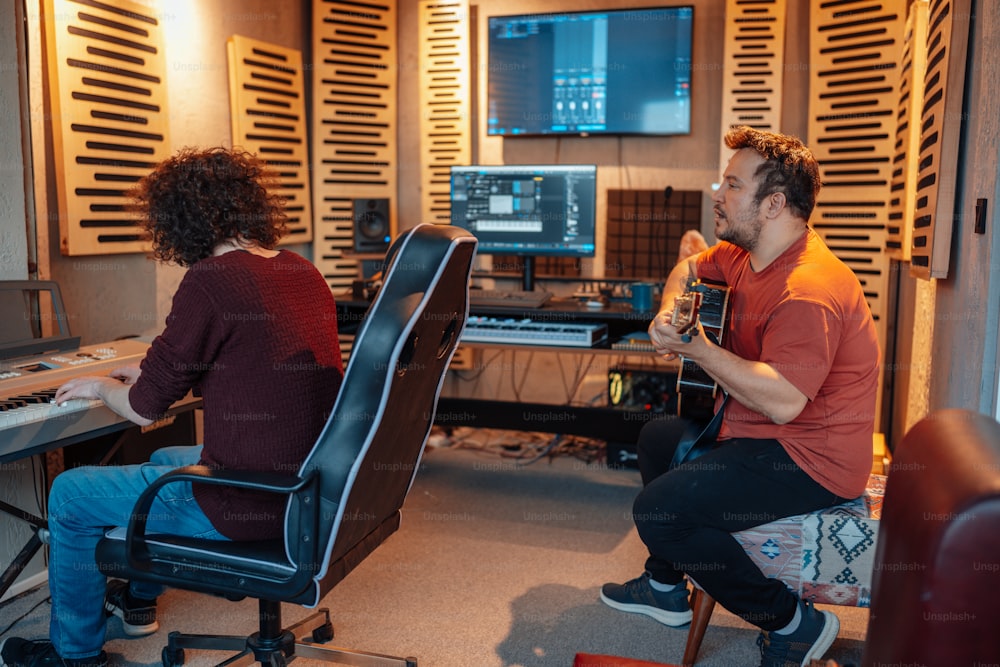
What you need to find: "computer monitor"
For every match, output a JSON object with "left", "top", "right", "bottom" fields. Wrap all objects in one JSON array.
[
  {"left": 449, "top": 164, "right": 597, "bottom": 291},
  {"left": 487, "top": 6, "right": 694, "bottom": 137}
]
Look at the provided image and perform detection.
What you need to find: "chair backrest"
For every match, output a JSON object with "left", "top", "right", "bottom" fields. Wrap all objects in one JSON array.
[
  {"left": 286, "top": 223, "right": 476, "bottom": 601},
  {"left": 862, "top": 409, "right": 1000, "bottom": 665}
]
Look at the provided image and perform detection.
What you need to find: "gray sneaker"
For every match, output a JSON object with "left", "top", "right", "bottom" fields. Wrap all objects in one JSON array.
[
  {"left": 599, "top": 572, "right": 692, "bottom": 626},
  {"left": 757, "top": 600, "right": 839, "bottom": 667}
]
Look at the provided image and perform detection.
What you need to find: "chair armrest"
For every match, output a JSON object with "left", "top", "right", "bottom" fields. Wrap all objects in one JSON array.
[{"left": 124, "top": 465, "right": 316, "bottom": 555}]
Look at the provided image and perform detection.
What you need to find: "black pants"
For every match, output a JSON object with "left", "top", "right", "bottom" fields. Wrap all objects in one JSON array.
[{"left": 632, "top": 417, "right": 845, "bottom": 631}]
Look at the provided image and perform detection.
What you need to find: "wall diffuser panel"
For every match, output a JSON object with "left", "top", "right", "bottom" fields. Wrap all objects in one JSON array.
[
  {"left": 909, "top": 0, "right": 971, "bottom": 279},
  {"left": 719, "top": 0, "right": 786, "bottom": 171},
  {"left": 606, "top": 190, "right": 703, "bottom": 280},
  {"left": 886, "top": 0, "right": 929, "bottom": 262},
  {"left": 808, "top": 0, "right": 907, "bottom": 351},
  {"left": 44, "top": 0, "right": 170, "bottom": 256},
  {"left": 417, "top": 0, "right": 471, "bottom": 226},
  {"left": 311, "top": 0, "right": 397, "bottom": 291},
  {"left": 227, "top": 35, "right": 312, "bottom": 244}
]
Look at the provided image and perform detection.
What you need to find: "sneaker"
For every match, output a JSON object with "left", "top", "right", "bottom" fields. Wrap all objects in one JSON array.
[
  {"left": 104, "top": 579, "right": 159, "bottom": 637},
  {"left": 757, "top": 600, "right": 840, "bottom": 667},
  {"left": 0, "top": 638, "right": 107, "bottom": 667},
  {"left": 599, "top": 572, "right": 692, "bottom": 626}
]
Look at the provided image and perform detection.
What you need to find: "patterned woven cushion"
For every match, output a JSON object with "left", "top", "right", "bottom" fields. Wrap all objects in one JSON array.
[{"left": 732, "top": 474, "right": 885, "bottom": 607}]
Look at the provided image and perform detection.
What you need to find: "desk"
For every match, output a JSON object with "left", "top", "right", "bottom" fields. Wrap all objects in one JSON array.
[{"left": 336, "top": 294, "right": 675, "bottom": 444}]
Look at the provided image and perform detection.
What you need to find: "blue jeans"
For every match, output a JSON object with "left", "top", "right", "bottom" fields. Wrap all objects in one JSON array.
[{"left": 46, "top": 445, "right": 227, "bottom": 660}]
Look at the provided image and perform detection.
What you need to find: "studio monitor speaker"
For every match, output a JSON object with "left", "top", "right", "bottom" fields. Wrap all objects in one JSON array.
[{"left": 352, "top": 198, "right": 391, "bottom": 253}]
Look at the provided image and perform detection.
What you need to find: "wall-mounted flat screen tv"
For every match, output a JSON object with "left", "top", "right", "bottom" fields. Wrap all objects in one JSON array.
[{"left": 487, "top": 6, "right": 694, "bottom": 137}]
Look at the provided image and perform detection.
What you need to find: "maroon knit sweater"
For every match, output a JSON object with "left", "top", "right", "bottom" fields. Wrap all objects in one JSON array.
[{"left": 129, "top": 250, "right": 343, "bottom": 540}]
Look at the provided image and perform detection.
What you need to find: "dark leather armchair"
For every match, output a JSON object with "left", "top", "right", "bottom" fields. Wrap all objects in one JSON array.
[
  {"left": 862, "top": 408, "right": 1000, "bottom": 665},
  {"left": 95, "top": 223, "right": 477, "bottom": 667}
]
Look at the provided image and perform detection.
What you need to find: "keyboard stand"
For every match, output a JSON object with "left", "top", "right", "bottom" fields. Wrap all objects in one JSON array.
[
  {"left": 0, "top": 499, "right": 47, "bottom": 600},
  {"left": 0, "top": 421, "right": 127, "bottom": 600}
]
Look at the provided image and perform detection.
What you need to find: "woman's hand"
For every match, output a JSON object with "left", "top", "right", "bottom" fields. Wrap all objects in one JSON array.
[
  {"left": 110, "top": 364, "right": 142, "bottom": 385},
  {"left": 53, "top": 374, "right": 154, "bottom": 426},
  {"left": 53, "top": 376, "right": 121, "bottom": 406}
]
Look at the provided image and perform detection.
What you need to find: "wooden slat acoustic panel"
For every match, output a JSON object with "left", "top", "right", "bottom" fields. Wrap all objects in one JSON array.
[
  {"left": 227, "top": 35, "right": 312, "bottom": 244},
  {"left": 910, "top": 0, "right": 971, "bottom": 279},
  {"left": 719, "top": 0, "right": 786, "bottom": 170},
  {"left": 418, "top": 0, "right": 472, "bottom": 226},
  {"left": 44, "top": 0, "right": 170, "bottom": 256},
  {"left": 886, "top": 0, "right": 929, "bottom": 262},
  {"left": 311, "top": 0, "right": 397, "bottom": 290},
  {"left": 808, "top": 0, "right": 907, "bottom": 352}
]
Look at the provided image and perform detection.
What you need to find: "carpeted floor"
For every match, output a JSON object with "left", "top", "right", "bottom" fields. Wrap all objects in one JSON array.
[{"left": 0, "top": 429, "right": 868, "bottom": 666}]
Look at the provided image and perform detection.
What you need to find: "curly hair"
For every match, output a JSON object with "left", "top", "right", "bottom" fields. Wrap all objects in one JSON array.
[
  {"left": 724, "top": 126, "right": 822, "bottom": 221},
  {"left": 130, "top": 147, "right": 287, "bottom": 266}
]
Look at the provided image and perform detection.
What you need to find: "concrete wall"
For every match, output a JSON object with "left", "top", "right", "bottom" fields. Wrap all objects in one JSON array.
[
  {"left": 1, "top": 0, "right": 31, "bottom": 281},
  {"left": 0, "top": 0, "right": 46, "bottom": 602}
]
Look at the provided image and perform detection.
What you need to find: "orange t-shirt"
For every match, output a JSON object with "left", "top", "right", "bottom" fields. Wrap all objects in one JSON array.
[{"left": 697, "top": 229, "right": 880, "bottom": 498}]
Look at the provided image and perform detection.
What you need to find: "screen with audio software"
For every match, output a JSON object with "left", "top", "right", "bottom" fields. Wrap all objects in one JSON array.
[
  {"left": 487, "top": 6, "right": 693, "bottom": 137},
  {"left": 449, "top": 164, "right": 597, "bottom": 259}
]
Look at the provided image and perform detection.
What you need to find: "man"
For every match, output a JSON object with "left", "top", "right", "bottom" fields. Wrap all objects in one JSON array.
[
  {"left": 601, "top": 127, "right": 880, "bottom": 667},
  {"left": 0, "top": 147, "right": 344, "bottom": 667}
]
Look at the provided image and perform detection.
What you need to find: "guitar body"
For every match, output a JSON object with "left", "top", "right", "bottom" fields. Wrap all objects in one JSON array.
[{"left": 670, "top": 281, "right": 731, "bottom": 422}]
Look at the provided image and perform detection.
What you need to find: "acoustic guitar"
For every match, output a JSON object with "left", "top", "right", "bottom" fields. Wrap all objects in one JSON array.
[{"left": 669, "top": 280, "right": 731, "bottom": 421}]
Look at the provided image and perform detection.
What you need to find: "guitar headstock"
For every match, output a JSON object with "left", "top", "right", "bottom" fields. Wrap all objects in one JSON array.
[{"left": 670, "top": 290, "right": 702, "bottom": 336}]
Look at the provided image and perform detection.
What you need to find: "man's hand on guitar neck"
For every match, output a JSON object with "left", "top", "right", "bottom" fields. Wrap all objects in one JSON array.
[
  {"left": 651, "top": 249, "right": 709, "bottom": 361},
  {"left": 648, "top": 306, "right": 712, "bottom": 362}
]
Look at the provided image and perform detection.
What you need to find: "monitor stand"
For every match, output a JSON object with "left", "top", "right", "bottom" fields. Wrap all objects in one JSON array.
[{"left": 521, "top": 256, "right": 536, "bottom": 292}]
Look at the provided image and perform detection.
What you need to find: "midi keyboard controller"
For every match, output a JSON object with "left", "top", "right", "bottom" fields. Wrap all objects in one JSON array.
[{"left": 461, "top": 316, "right": 608, "bottom": 348}]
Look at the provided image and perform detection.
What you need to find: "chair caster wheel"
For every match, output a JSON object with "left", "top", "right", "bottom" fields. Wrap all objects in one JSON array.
[
  {"left": 312, "top": 620, "right": 334, "bottom": 643},
  {"left": 161, "top": 646, "right": 184, "bottom": 667}
]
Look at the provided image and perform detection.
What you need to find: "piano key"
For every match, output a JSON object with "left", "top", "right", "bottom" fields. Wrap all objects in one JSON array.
[{"left": 0, "top": 397, "right": 101, "bottom": 429}]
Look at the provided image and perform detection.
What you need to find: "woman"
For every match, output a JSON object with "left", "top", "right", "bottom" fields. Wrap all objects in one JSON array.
[{"left": 1, "top": 147, "right": 344, "bottom": 667}]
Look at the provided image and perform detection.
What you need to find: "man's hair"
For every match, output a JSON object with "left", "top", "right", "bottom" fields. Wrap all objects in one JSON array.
[
  {"left": 130, "top": 146, "right": 287, "bottom": 267},
  {"left": 724, "top": 126, "right": 822, "bottom": 221}
]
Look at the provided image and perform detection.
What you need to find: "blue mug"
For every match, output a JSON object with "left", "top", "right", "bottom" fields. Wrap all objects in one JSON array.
[{"left": 630, "top": 282, "right": 655, "bottom": 312}]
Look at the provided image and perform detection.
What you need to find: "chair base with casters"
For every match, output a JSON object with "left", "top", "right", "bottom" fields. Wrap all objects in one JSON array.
[
  {"left": 681, "top": 472, "right": 885, "bottom": 665},
  {"left": 158, "top": 600, "right": 416, "bottom": 667}
]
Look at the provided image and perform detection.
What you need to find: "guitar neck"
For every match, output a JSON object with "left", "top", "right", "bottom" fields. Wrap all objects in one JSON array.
[{"left": 674, "top": 281, "right": 731, "bottom": 412}]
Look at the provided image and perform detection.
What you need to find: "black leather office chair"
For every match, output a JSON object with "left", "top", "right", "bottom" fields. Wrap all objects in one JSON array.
[{"left": 94, "top": 223, "right": 477, "bottom": 667}]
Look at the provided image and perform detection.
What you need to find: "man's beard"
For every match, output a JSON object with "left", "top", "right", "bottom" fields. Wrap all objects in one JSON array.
[{"left": 715, "top": 201, "right": 762, "bottom": 252}]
